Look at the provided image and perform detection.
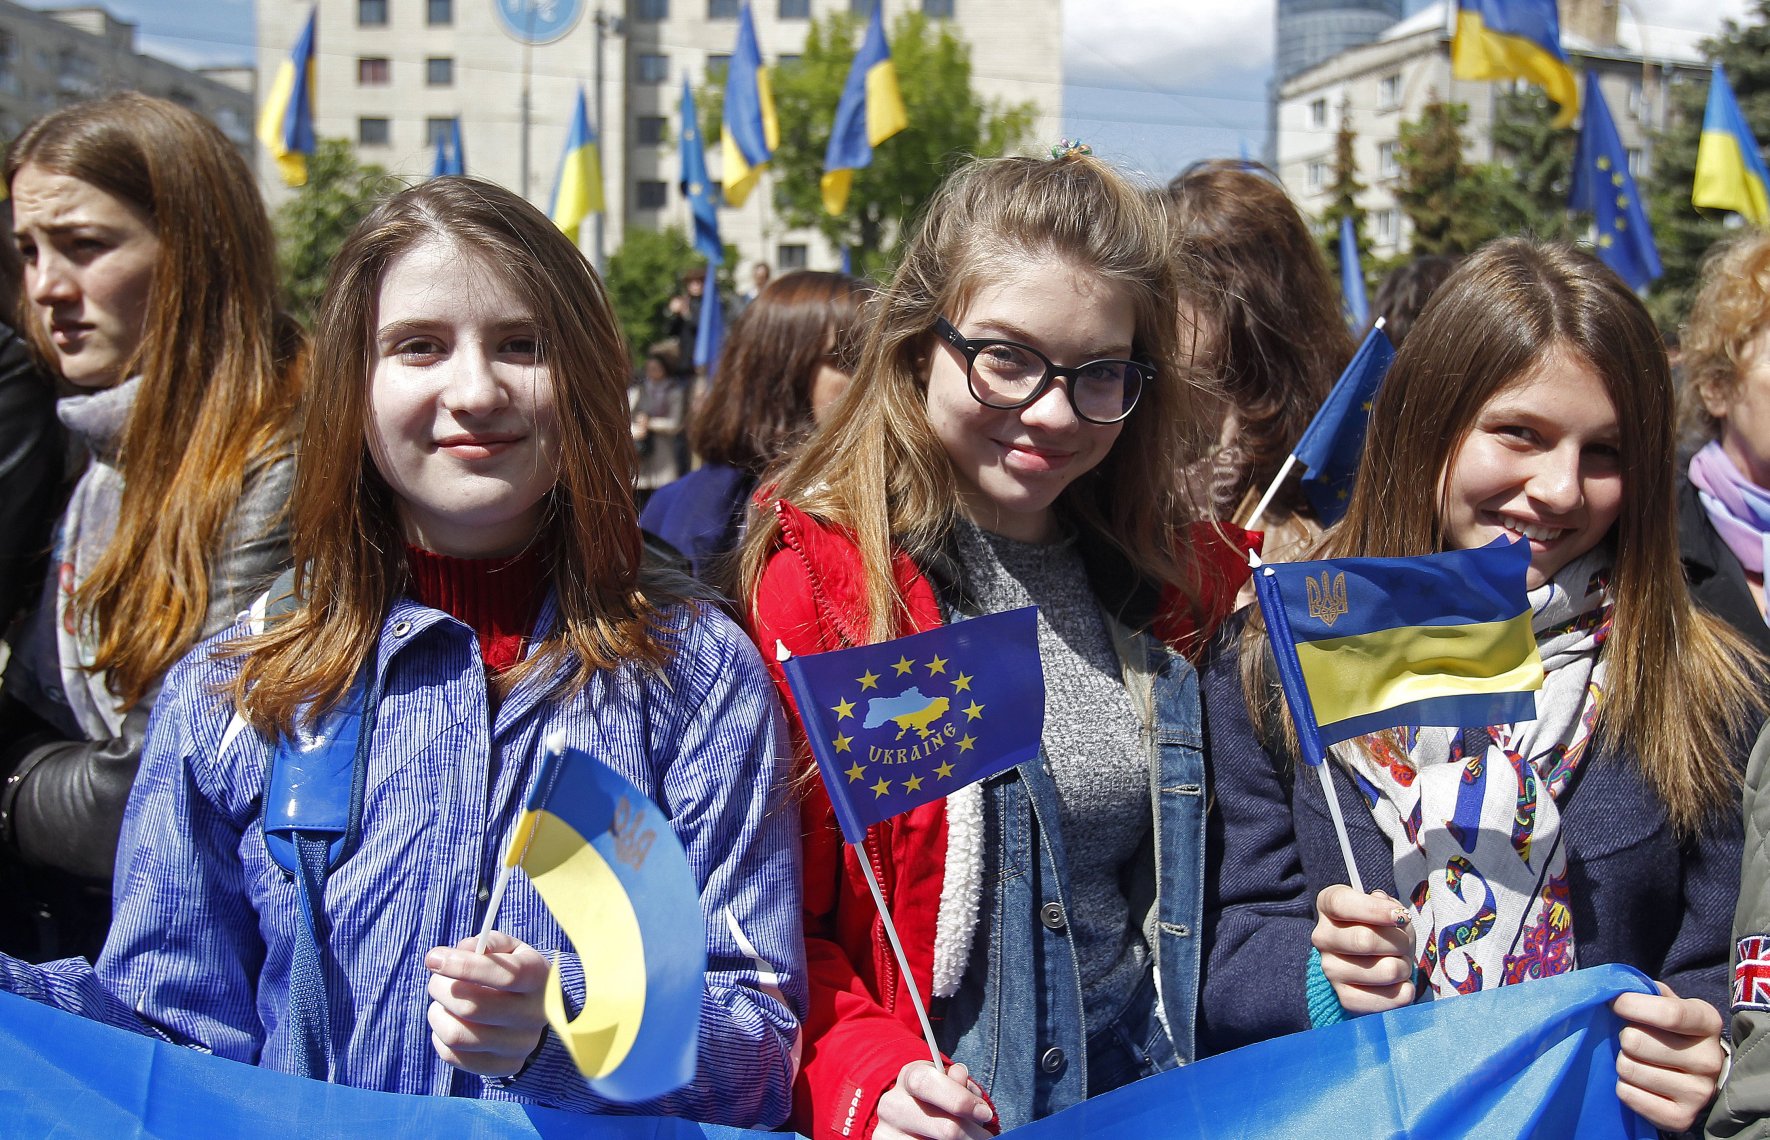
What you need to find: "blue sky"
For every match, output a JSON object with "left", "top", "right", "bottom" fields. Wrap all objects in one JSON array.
[{"left": 35, "top": 0, "right": 1751, "bottom": 183}]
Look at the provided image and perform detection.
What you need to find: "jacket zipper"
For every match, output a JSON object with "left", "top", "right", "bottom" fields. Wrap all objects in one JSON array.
[{"left": 864, "top": 825, "right": 900, "bottom": 1013}]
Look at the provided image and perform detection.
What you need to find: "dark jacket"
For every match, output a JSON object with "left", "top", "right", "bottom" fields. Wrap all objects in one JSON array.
[
  {"left": 0, "top": 326, "right": 64, "bottom": 624},
  {"left": 1679, "top": 475, "right": 1770, "bottom": 658},
  {"left": 1197, "top": 617, "right": 1745, "bottom": 1057},
  {"left": 639, "top": 462, "right": 757, "bottom": 586}
]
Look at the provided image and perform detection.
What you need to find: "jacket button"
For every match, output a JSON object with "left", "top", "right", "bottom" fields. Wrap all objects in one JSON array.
[
  {"left": 1039, "top": 1047, "right": 1065, "bottom": 1074},
  {"left": 1040, "top": 902, "right": 1066, "bottom": 931},
  {"left": 392, "top": 620, "right": 412, "bottom": 636},
  {"left": 477, "top": 885, "right": 491, "bottom": 903}
]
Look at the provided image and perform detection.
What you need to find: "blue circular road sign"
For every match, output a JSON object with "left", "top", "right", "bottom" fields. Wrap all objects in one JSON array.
[{"left": 493, "top": 0, "right": 584, "bottom": 44}]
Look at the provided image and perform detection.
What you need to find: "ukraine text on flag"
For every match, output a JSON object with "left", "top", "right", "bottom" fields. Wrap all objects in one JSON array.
[
  {"left": 721, "top": 2, "right": 780, "bottom": 208},
  {"left": 1292, "top": 322, "right": 1395, "bottom": 526},
  {"left": 1253, "top": 538, "right": 1543, "bottom": 757},
  {"left": 1569, "top": 70, "right": 1660, "bottom": 290},
  {"left": 550, "top": 86, "right": 604, "bottom": 242},
  {"left": 783, "top": 607, "right": 1045, "bottom": 845},
  {"left": 256, "top": 8, "right": 317, "bottom": 187},
  {"left": 1693, "top": 63, "right": 1770, "bottom": 227},
  {"left": 1451, "top": 0, "right": 1577, "bottom": 128},
  {"left": 821, "top": 3, "right": 909, "bottom": 216},
  {"left": 498, "top": 741, "right": 703, "bottom": 1102}
]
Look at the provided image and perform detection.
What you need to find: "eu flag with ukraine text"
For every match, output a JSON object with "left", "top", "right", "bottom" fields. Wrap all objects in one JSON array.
[
  {"left": 1338, "top": 216, "right": 1370, "bottom": 330},
  {"left": 721, "top": 2, "right": 780, "bottom": 208},
  {"left": 821, "top": 3, "right": 909, "bottom": 216},
  {"left": 1451, "top": 0, "right": 1578, "bottom": 129},
  {"left": 256, "top": 8, "right": 317, "bottom": 187},
  {"left": 1292, "top": 323, "right": 1395, "bottom": 525},
  {"left": 1570, "top": 70, "right": 1660, "bottom": 290},
  {"left": 431, "top": 118, "right": 465, "bottom": 178},
  {"left": 784, "top": 608, "right": 1045, "bottom": 845},
  {"left": 550, "top": 86, "right": 604, "bottom": 243},
  {"left": 1693, "top": 64, "right": 1770, "bottom": 227},
  {"left": 678, "top": 79, "right": 724, "bottom": 266},
  {"left": 1253, "top": 538, "right": 1543, "bottom": 762},
  {"left": 497, "top": 742, "right": 703, "bottom": 1102}
]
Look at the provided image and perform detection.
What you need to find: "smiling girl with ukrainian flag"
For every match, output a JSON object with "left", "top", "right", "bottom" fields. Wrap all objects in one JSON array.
[{"left": 1200, "top": 239, "right": 1766, "bottom": 1136}]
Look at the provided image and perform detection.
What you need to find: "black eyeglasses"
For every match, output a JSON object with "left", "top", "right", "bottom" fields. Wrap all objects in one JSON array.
[{"left": 932, "top": 316, "right": 1149, "bottom": 425}]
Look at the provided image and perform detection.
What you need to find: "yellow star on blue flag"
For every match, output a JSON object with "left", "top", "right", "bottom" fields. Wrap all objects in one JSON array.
[{"left": 1569, "top": 70, "right": 1660, "bottom": 289}]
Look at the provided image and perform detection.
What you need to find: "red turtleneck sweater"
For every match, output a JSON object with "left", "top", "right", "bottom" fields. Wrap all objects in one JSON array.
[{"left": 405, "top": 544, "right": 548, "bottom": 674}]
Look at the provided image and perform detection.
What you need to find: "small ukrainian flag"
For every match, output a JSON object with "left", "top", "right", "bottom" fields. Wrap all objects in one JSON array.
[
  {"left": 821, "top": 3, "right": 909, "bottom": 216},
  {"left": 720, "top": 2, "right": 780, "bottom": 208},
  {"left": 1693, "top": 64, "right": 1770, "bottom": 227},
  {"left": 256, "top": 9, "right": 317, "bottom": 187},
  {"left": 1451, "top": 0, "right": 1578, "bottom": 129},
  {"left": 550, "top": 86, "right": 604, "bottom": 243}
]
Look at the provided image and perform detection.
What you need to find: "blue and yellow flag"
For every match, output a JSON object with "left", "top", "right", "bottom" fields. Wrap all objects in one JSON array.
[
  {"left": 1451, "top": 0, "right": 1577, "bottom": 129},
  {"left": 679, "top": 78, "right": 725, "bottom": 265},
  {"left": 1292, "top": 323, "right": 1395, "bottom": 525},
  {"left": 721, "top": 2, "right": 780, "bottom": 208},
  {"left": 499, "top": 742, "right": 703, "bottom": 1101},
  {"left": 1570, "top": 71, "right": 1660, "bottom": 290},
  {"left": 1693, "top": 64, "right": 1770, "bottom": 227},
  {"left": 1253, "top": 539, "right": 1543, "bottom": 759},
  {"left": 1338, "top": 216, "right": 1369, "bottom": 330},
  {"left": 821, "top": 3, "right": 909, "bottom": 216},
  {"left": 430, "top": 118, "right": 465, "bottom": 178},
  {"left": 256, "top": 8, "right": 317, "bottom": 187},
  {"left": 784, "top": 608, "right": 1045, "bottom": 845},
  {"left": 549, "top": 86, "right": 604, "bottom": 242}
]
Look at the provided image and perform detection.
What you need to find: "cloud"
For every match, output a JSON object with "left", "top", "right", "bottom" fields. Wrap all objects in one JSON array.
[{"left": 1064, "top": 0, "right": 1274, "bottom": 93}]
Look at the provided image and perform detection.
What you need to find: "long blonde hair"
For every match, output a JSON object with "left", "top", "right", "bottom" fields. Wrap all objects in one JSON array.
[
  {"left": 739, "top": 153, "right": 1215, "bottom": 644},
  {"left": 1242, "top": 238, "right": 1764, "bottom": 833}
]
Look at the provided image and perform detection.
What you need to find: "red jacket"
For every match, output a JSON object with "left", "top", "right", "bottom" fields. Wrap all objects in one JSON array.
[{"left": 747, "top": 500, "right": 1255, "bottom": 1140}]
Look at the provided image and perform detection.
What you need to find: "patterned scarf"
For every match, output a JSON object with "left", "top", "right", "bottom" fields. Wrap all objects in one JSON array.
[
  {"left": 1334, "top": 548, "right": 1612, "bottom": 998},
  {"left": 1689, "top": 440, "right": 1770, "bottom": 582}
]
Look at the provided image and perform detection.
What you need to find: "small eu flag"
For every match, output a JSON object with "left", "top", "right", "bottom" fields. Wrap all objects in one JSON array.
[
  {"left": 678, "top": 78, "right": 724, "bottom": 266},
  {"left": 783, "top": 608, "right": 1045, "bottom": 845},
  {"left": 1338, "top": 216, "right": 1370, "bottom": 330},
  {"left": 693, "top": 277, "right": 724, "bottom": 373},
  {"left": 499, "top": 742, "right": 704, "bottom": 1101},
  {"left": 1253, "top": 538, "right": 1543, "bottom": 763},
  {"left": 1292, "top": 323, "right": 1395, "bottom": 526},
  {"left": 1569, "top": 70, "right": 1661, "bottom": 290}
]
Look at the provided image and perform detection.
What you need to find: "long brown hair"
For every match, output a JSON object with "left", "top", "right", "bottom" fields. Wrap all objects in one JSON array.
[
  {"left": 1243, "top": 238, "right": 1764, "bottom": 833},
  {"left": 740, "top": 152, "right": 1214, "bottom": 644},
  {"left": 1165, "top": 160, "right": 1353, "bottom": 516},
  {"left": 227, "top": 178, "right": 681, "bottom": 733},
  {"left": 5, "top": 92, "right": 301, "bottom": 708},
  {"left": 689, "top": 270, "right": 870, "bottom": 472}
]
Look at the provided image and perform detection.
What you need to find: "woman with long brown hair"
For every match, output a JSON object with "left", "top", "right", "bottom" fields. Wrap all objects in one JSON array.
[
  {"left": 0, "top": 178, "right": 805, "bottom": 1118},
  {"left": 1199, "top": 239, "right": 1764, "bottom": 1135},
  {"left": 0, "top": 93, "right": 301, "bottom": 960}
]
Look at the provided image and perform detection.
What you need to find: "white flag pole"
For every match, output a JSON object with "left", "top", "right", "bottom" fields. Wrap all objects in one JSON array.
[{"left": 854, "top": 845, "right": 944, "bottom": 1066}]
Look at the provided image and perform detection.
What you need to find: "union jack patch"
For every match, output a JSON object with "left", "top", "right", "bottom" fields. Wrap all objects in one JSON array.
[{"left": 1734, "top": 935, "right": 1770, "bottom": 1012}]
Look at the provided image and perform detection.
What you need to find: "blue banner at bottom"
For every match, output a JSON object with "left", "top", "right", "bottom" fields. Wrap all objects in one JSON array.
[{"left": 0, "top": 963, "right": 1654, "bottom": 1138}]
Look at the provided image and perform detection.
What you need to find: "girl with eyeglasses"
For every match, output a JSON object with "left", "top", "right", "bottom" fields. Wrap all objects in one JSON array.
[{"left": 739, "top": 151, "right": 1249, "bottom": 1140}]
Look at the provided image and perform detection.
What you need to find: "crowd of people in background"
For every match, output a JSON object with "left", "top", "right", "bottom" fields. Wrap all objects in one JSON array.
[{"left": 3, "top": 89, "right": 1770, "bottom": 1140}]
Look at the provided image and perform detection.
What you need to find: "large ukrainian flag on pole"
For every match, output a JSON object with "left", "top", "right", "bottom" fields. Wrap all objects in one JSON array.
[
  {"left": 821, "top": 4, "right": 908, "bottom": 216},
  {"left": 721, "top": 2, "right": 779, "bottom": 208},
  {"left": 1693, "top": 64, "right": 1770, "bottom": 227},
  {"left": 1451, "top": 0, "right": 1578, "bottom": 129},
  {"left": 257, "top": 8, "right": 317, "bottom": 187},
  {"left": 550, "top": 85, "right": 605, "bottom": 244}
]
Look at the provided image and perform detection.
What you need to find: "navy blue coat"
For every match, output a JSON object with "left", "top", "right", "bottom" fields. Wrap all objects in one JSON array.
[{"left": 1197, "top": 618, "right": 1745, "bottom": 1057}]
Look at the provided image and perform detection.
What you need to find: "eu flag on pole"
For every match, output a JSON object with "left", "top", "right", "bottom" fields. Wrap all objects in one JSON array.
[
  {"left": 1253, "top": 538, "right": 1543, "bottom": 761},
  {"left": 1338, "top": 216, "right": 1370, "bottom": 330},
  {"left": 1570, "top": 71, "right": 1660, "bottom": 290},
  {"left": 821, "top": 3, "right": 909, "bottom": 216},
  {"left": 1292, "top": 323, "right": 1395, "bottom": 525},
  {"left": 1451, "top": 0, "right": 1578, "bottom": 128},
  {"left": 784, "top": 608, "right": 1045, "bottom": 845},
  {"left": 498, "top": 741, "right": 704, "bottom": 1101},
  {"left": 678, "top": 78, "right": 724, "bottom": 266},
  {"left": 550, "top": 86, "right": 604, "bottom": 243},
  {"left": 430, "top": 118, "right": 465, "bottom": 178},
  {"left": 693, "top": 278, "right": 724, "bottom": 373},
  {"left": 256, "top": 8, "right": 317, "bottom": 187},
  {"left": 1693, "top": 64, "right": 1770, "bottom": 227},
  {"left": 721, "top": 2, "right": 780, "bottom": 208}
]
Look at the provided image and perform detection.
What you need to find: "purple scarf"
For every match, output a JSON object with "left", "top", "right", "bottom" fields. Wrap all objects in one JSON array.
[{"left": 1689, "top": 441, "right": 1770, "bottom": 578}]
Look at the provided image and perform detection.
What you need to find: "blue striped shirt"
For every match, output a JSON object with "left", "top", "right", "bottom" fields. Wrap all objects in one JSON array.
[{"left": 0, "top": 594, "right": 806, "bottom": 1126}]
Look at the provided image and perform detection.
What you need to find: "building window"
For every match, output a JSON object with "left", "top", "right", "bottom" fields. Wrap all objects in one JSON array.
[
  {"left": 427, "top": 0, "right": 452, "bottom": 23},
  {"left": 779, "top": 0, "right": 809, "bottom": 16},
  {"left": 778, "top": 243, "right": 809, "bottom": 270},
  {"left": 850, "top": 0, "right": 871, "bottom": 11},
  {"left": 1307, "top": 161, "right": 1327, "bottom": 191},
  {"left": 359, "top": 0, "right": 389, "bottom": 26},
  {"left": 358, "top": 57, "right": 390, "bottom": 85},
  {"left": 1378, "top": 73, "right": 1401, "bottom": 111},
  {"left": 1378, "top": 140, "right": 1399, "bottom": 178},
  {"left": 636, "top": 0, "right": 668, "bottom": 18},
  {"left": 426, "top": 117, "right": 455, "bottom": 147},
  {"left": 637, "top": 115, "right": 668, "bottom": 145},
  {"left": 359, "top": 117, "right": 391, "bottom": 146},
  {"left": 427, "top": 56, "right": 454, "bottom": 86},
  {"left": 1309, "top": 98, "right": 1327, "bottom": 130},
  {"left": 636, "top": 180, "right": 668, "bottom": 210},
  {"left": 777, "top": 53, "right": 802, "bottom": 69},
  {"left": 1375, "top": 208, "right": 1398, "bottom": 243},
  {"left": 636, "top": 53, "right": 669, "bottom": 84},
  {"left": 923, "top": 0, "right": 955, "bottom": 16},
  {"left": 707, "top": 53, "right": 731, "bottom": 85},
  {"left": 1627, "top": 80, "right": 1644, "bottom": 120},
  {"left": 1628, "top": 147, "right": 1643, "bottom": 177},
  {"left": 709, "top": 0, "right": 739, "bottom": 16}
]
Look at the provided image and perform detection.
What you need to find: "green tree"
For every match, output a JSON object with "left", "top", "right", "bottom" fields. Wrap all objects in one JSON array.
[
  {"left": 1485, "top": 87, "right": 1579, "bottom": 243},
  {"left": 1645, "top": 0, "right": 1770, "bottom": 331},
  {"left": 1394, "top": 98, "right": 1505, "bottom": 256},
  {"left": 603, "top": 226, "right": 737, "bottom": 364},
  {"left": 273, "top": 139, "right": 397, "bottom": 325},
  {"left": 1319, "top": 99, "right": 1370, "bottom": 285},
  {"left": 703, "top": 12, "right": 1034, "bottom": 278}
]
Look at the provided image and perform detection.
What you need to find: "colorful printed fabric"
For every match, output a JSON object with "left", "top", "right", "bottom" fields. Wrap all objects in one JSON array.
[
  {"left": 1338, "top": 547, "right": 1612, "bottom": 999},
  {"left": 1735, "top": 935, "right": 1770, "bottom": 1013}
]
